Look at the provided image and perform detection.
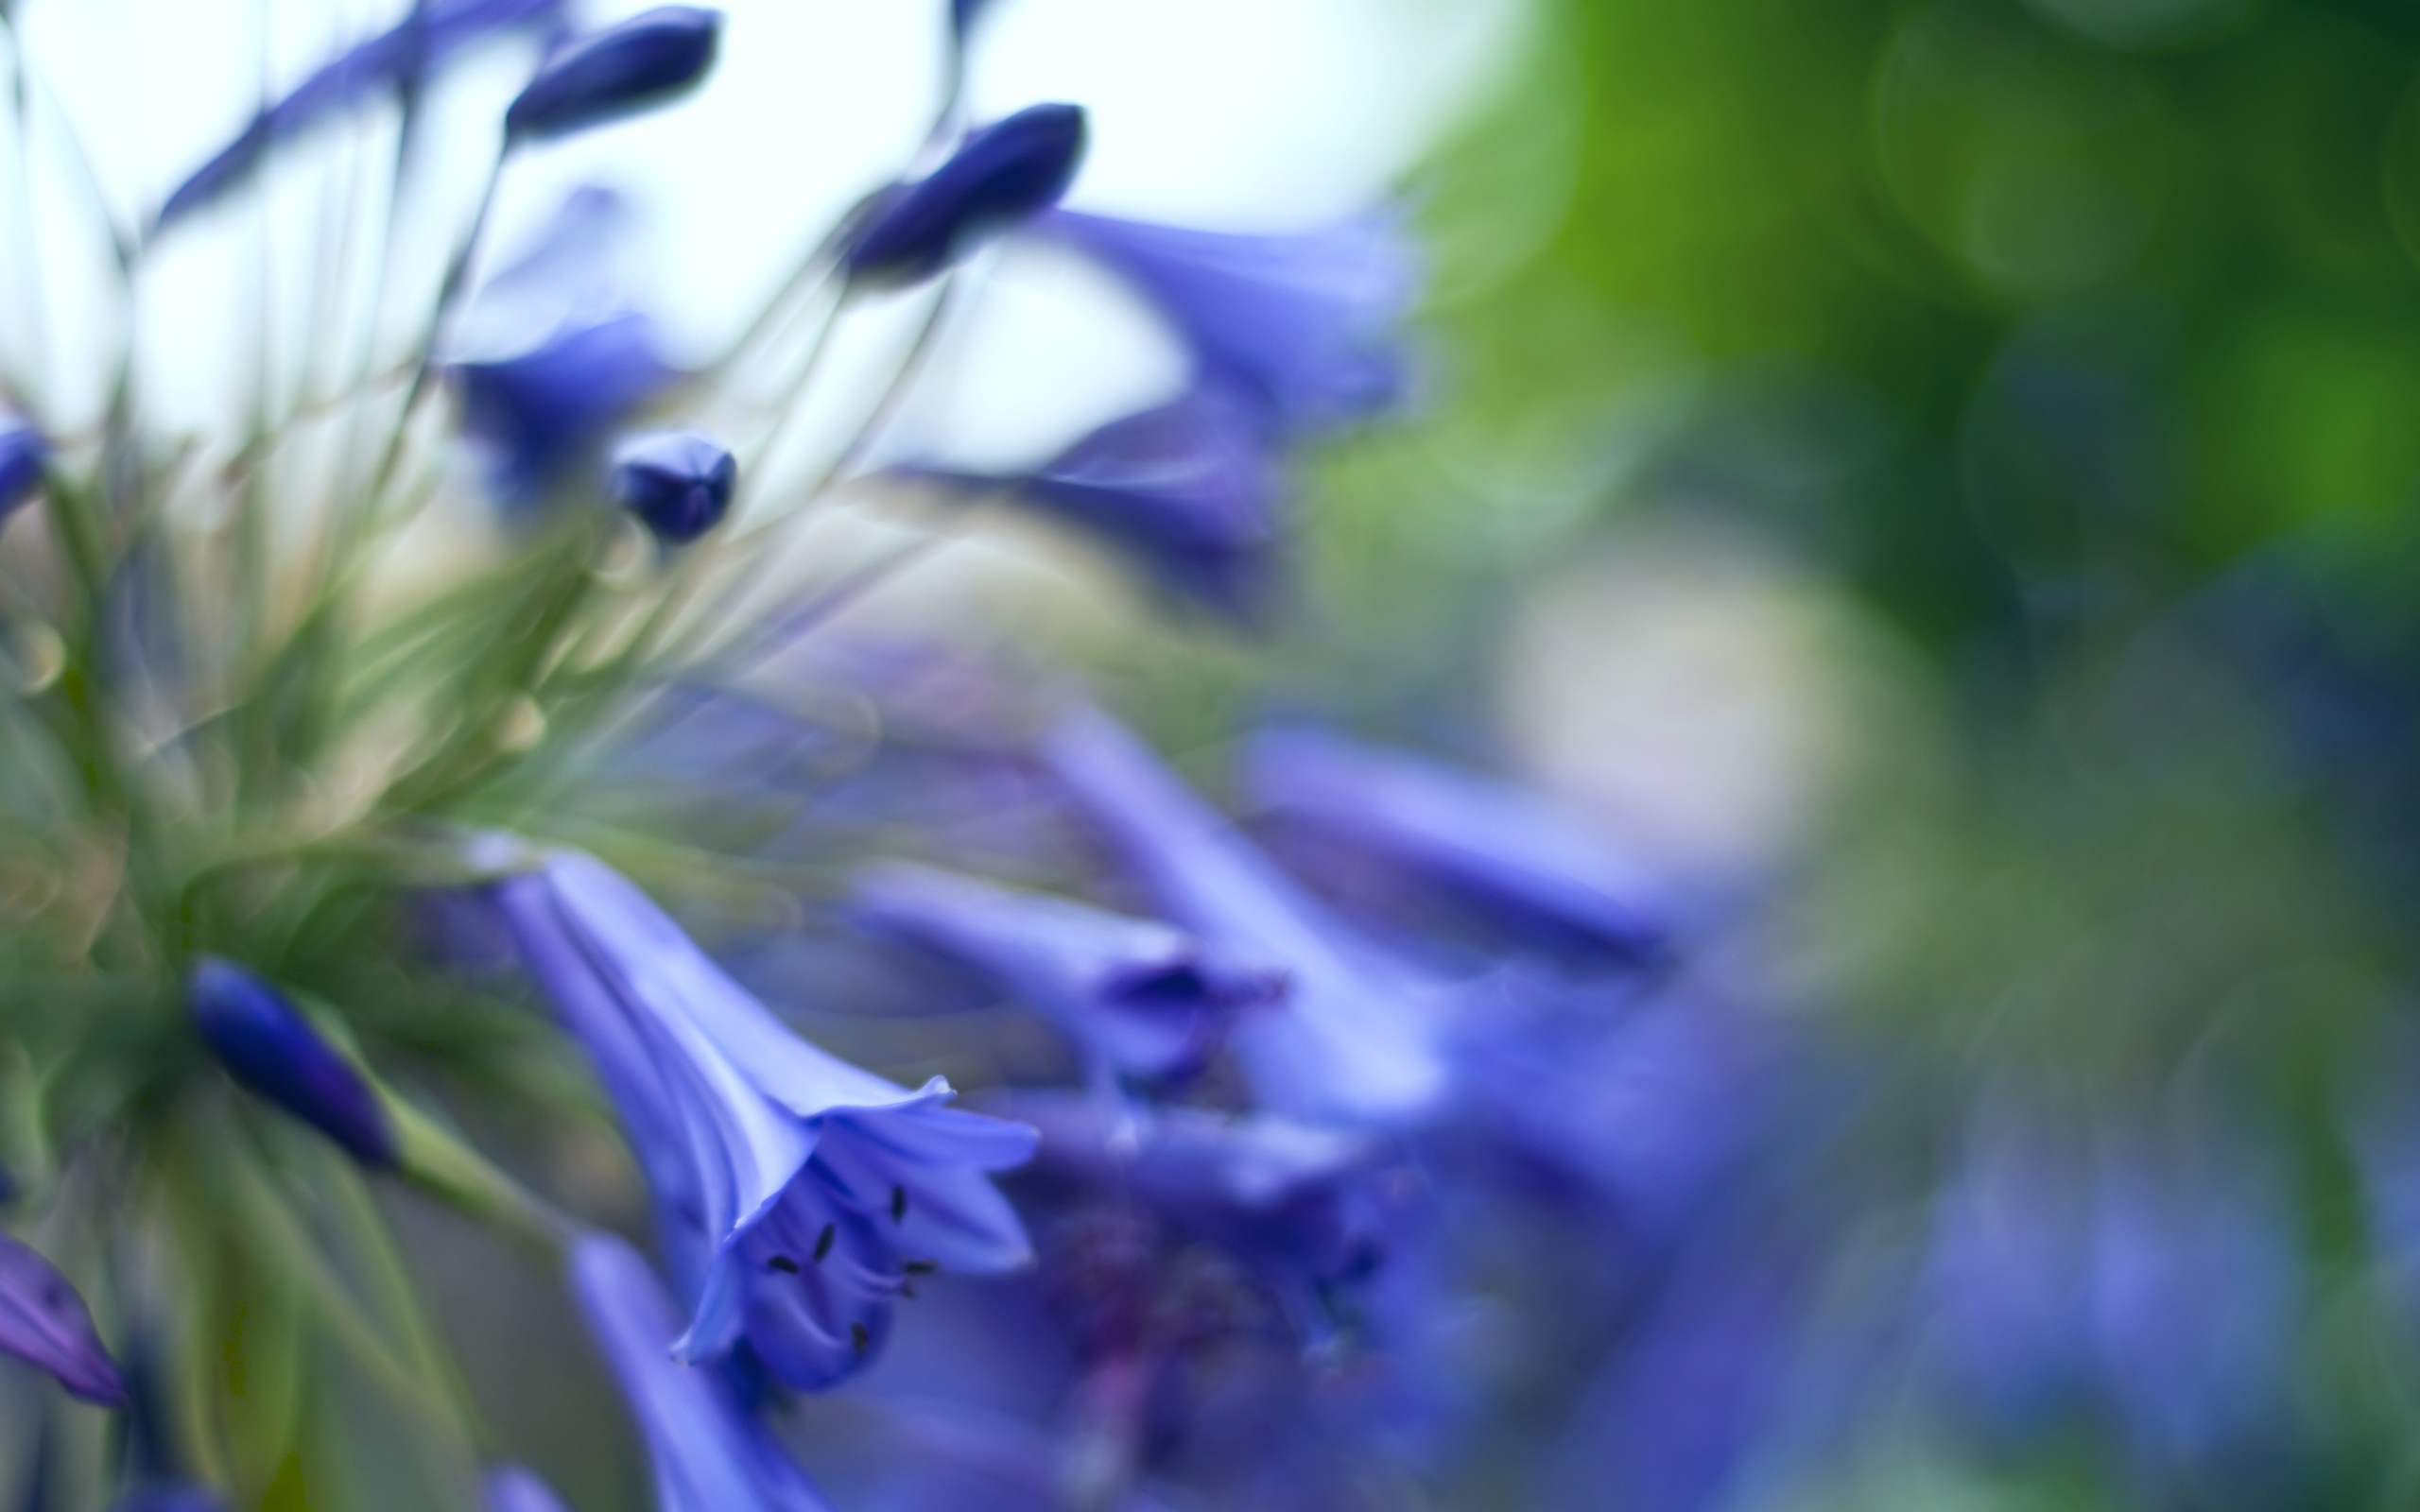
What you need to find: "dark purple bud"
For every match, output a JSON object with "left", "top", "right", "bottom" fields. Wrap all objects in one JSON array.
[
  {"left": 609, "top": 430, "right": 736, "bottom": 544},
  {"left": 505, "top": 7, "right": 723, "bottom": 143},
  {"left": 189, "top": 957, "right": 397, "bottom": 1168},
  {"left": 0, "top": 411, "right": 48, "bottom": 522},
  {"left": 843, "top": 103, "right": 1087, "bottom": 289},
  {"left": 0, "top": 1234, "right": 129, "bottom": 1406},
  {"left": 154, "top": 0, "right": 569, "bottom": 233}
]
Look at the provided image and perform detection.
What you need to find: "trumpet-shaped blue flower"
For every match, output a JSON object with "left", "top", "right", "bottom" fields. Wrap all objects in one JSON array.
[
  {"left": 1040, "top": 708, "right": 1448, "bottom": 1127},
  {"left": 844, "top": 104, "right": 1087, "bottom": 289},
  {"left": 506, "top": 7, "right": 724, "bottom": 142},
  {"left": 188, "top": 957, "right": 398, "bottom": 1168},
  {"left": 482, "top": 1465, "right": 571, "bottom": 1512},
  {"left": 848, "top": 860, "right": 1284, "bottom": 1083},
  {"left": 570, "top": 1232, "right": 838, "bottom": 1512},
  {"left": 454, "top": 313, "right": 678, "bottom": 506},
  {"left": 490, "top": 849, "right": 1036, "bottom": 1391},
  {"left": 0, "top": 1233, "right": 128, "bottom": 1406},
  {"left": 0, "top": 410, "right": 47, "bottom": 522},
  {"left": 900, "top": 385, "right": 1286, "bottom": 621},
  {"left": 1040, "top": 210, "right": 1414, "bottom": 435},
  {"left": 611, "top": 430, "right": 738, "bottom": 544},
  {"left": 1239, "top": 727, "right": 1668, "bottom": 968},
  {"left": 153, "top": 0, "right": 569, "bottom": 232}
]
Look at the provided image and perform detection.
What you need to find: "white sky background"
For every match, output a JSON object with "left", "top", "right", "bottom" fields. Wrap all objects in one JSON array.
[{"left": 0, "top": 0, "right": 1525, "bottom": 462}]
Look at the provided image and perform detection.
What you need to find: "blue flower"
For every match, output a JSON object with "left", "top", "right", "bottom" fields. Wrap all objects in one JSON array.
[
  {"left": 453, "top": 313, "right": 678, "bottom": 507},
  {"left": 0, "top": 1233, "right": 129, "bottom": 1406},
  {"left": 1238, "top": 727, "right": 1668, "bottom": 968},
  {"left": 0, "top": 410, "right": 48, "bottom": 522},
  {"left": 899, "top": 384, "right": 1287, "bottom": 621},
  {"left": 153, "top": 0, "right": 570, "bottom": 232},
  {"left": 1040, "top": 708, "right": 1448, "bottom": 1127},
  {"left": 482, "top": 1466, "right": 571, "bottom": 1512},
  {"left": 570, "top": 1232, "right": 838, "bottom": 1512},
  {"left": 188, "top": 957, "right": 398, "bottom": 1168},
  {"left": 843, "top": 104, "right": 1087, "bottom": 289},
  {"left": 489, "top": 849, "right": 1036, "bottom": 1391},
  {"left": 611, "top": 430, "right": 738, "bottom": 544},
  {"left": 848, "top": 860, "right": 1284, "bottom": 1085},
  {"left": 505, "top": 7, "right": 724, "bottom": 143},
  {"left": 1039, "top": 209, "right": 1414, "bottom": 435}
]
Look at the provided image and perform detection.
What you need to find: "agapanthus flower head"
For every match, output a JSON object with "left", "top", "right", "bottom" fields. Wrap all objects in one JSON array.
[
  {"left": 570, "top": 1232, "right": 838, "bottom": 1512},
  {"left": 0, "top": 409, "right": 48, "bottom": 521},
  {"left": 611, "top": 429, "right": 738, "bottom": 544},
  {"left": 188, "top": 957, "right": 398, "bottom": 1168},
  {"left": 1040, "top": 210, "right": 1416, "bottom": 435},
  {"left": 505, "top": 7, "right": 725, "bottom": 143},
  {"left": 482, "top": 1465, "right": 572, "bottom": 1512},
  {"left": 899, "top": 384, "right": 1287, "bottom": 621},
  {"left": 152, "top": 0, "right": 570, "bottom": 232},
  {"left": 1239, "top": 727, "right": 1668, "bottom": 968},
  {"left": 453, "top": 312, "right": 679, "bottom": 506},
  {"left": 0, "top": 1233, "right": 129, "bottom": 1406},
  {"left": 489, "top": 849, "right": 1036, "bottom": 1391},
  {"left": 1041, "top": 707, "right": 1449, "bottom": 1127},
  {"left": 843, "top": 103, "right": 1088, "bottom": 289},
  {"left": 849, "top": 860, "right": 1285, "bottom": 1084}
]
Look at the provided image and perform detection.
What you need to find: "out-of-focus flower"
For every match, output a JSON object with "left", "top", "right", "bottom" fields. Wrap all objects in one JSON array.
[
  {"left": 0, "top": 1233, "right": 128, "bottom": 1406},
  {"left": 611, "top": 430, "right": 738, "bottom": 545},
  {"left": 900, "top": 385, "right": 1286, "bottom": 621},
  {"left": 188, "top": 957, "right": 398, "bottom": 1168},
  {"left": 843, "top": 104, "right": 1088, "bottom": 289},
  {"left": 490, "top": 850, "right": 1036, "bottom": 1389},
  {"left": 570, "top": 1232, "right": 838, "bottom": 1512},
  {"left": 0, "top": 411, "right": 48, "bottom": 521},
  {"left": 1239, "top": 727, "right": 1668, "bottom": 969},
  {"left": 505, "top": 7, "right": 724, "bottom": 143},
  {"left": 849, "top": 860, "right": 1283, "bottom": 1085},
  {"left": 1040, "top": 211, "right": 1415, "bottom": 436},
  {"left": 482, "top": 1465, "right": 572, "bottom": 1512},
  {"left": 1041, "top": 708, "right": 1448, "bottom": 1127},
  {"left": 454, "top": 313, "right": 678, "bottom": 506},
  {"left": 152, "top": 0, "right": 569, "bottom": 232}
]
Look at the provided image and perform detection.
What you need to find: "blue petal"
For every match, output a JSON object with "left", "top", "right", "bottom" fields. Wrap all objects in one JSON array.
[
  {"left": 188, "top": 957, "right": 397, "bottom": 1167},
  {"left": 844, "top": 104, "right": 1087, "bottom": 288},
  {"left": 0, "top": 411, "right": 48, "bottom": 521},
  {"left": 610, "top": 429, "right": 737, "bottom": 544},
  {"left": 0, "top": 1234, "right": 128, "bottom": 1406},
  {"left": 1040, "top": 209, "right": 1416, "bottom": 435},
  {"left": 506, "top": 7, "right": 723, "bottom": 142},
  {"left": 481, "top": 1467, "right": 571, "bottom": 1512},
  {"left": 1040, "top": 709, "right": 1449, "bottom": 1126},
  {"left": 453, "top": 313, "right": 677, "bottom": 507}
]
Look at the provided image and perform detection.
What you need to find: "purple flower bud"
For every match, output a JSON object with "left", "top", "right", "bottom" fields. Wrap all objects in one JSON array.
[
  {"left": 843, "top": 103, "right": 1087, "bottom": 289},
  {"left": 482, "top": 1466, "right": 572, "bottom": 1512},
  {"left": 609, "top": 430, "right": 737, "bottom": 544},
  {"left": 188, "top": 957, "right": 397, "bottom": 1168},
  {"left": 453, "top": 313, "right": 678, "bottom": 507},
  {"left": 0, "top": 410, "right": 47, "bottom": 521},
  {"left": 155, "top": 0, "right": 570, "bottom": 232},
  {"left": 505, "top": 7, "right": 723, "bottom": 143},
  {"left": 0, "top": 1234, "right": 128, "bottom": 1406}
]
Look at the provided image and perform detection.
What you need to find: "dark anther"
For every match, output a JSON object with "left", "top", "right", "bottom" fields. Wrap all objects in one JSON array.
[
  {"left": 813, "top": 1224, "right": 837, "bottom": 1263},
  {"left": 890, "top": 1184, "right": 908, "bottom": 1224},
  {"left": 902, "top": 1259, "right": 939, "bottom": 1276},
  {"left": 768, "top": 1255, "right": 800, "bottom": 1274},
  {"left": 850, "top": 1322, "right": 871, "bottom": 1356}
]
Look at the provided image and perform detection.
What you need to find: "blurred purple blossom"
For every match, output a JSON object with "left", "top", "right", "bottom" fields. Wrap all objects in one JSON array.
[
  {"left": 188, "top": 956, "right": 397, "bottom": 1167},
  {"left": 612, "top": 429, "right": 738, "bottom": 544},
  {"left": 1041, "top": 708, "right": 1448, "bottom": 1127},
  {"left": 0, "top": 1233, "right": 127, "bottom": 1406},
  {"left": 0, "top": 410, "right": 46, "bottom": 521},
  {"left": 845, "top": 104, "right": 1087, "bottom": 289},
  {"left": 482, "top": 1466, "right": 572, "bottom": 1512},
  {"left": 505, "top": 7, "right": 723, "bottom": 142},
  {"left": 454, "top": 313, "right": 678, "bottom": 506}
]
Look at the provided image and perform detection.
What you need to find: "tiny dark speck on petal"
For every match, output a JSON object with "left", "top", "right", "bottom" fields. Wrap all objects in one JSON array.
[
  {"left": 890, "top": 1185, "right": 907, "bottom": 1224},
  {"left": 850, "top": 1322, "right": 871, "bottom": 1356},
  {"left": 813, "top": 1225, "right": 836, "bottom": 1263},
  {"left": 903, "top": 1259, "right": 938, "bottom": 1276},
  {"left": 768, "top": 1255, "right": 800, "bottom": 1274}
]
